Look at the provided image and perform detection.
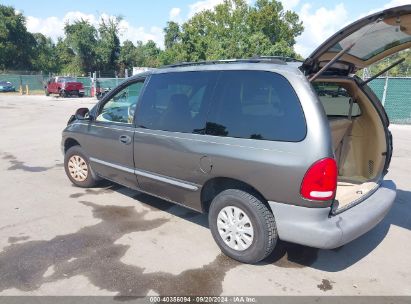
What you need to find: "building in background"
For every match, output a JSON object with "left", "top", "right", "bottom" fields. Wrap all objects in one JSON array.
[{"left": 133, "top": 67, "right": 150, "bottom": 76}]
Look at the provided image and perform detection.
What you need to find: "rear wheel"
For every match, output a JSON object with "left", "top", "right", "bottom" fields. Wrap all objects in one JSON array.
[
  {"left": 59, "top": 89, "right": 68, "bottom": 98},
  {"left": 64, "top": 146, "right": 99, "bottom": 188},
  {"left": 209, "top": 189, "right": 277, "bottom": 264}
]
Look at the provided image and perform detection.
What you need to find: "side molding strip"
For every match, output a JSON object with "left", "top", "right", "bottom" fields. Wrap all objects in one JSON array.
[
  {"left": 134, "top": 168, "right": 199, "bottom": 191},
  {"left": 89, "top": 157, "right": 199, "bottom": 191},
  {"left": 89, "top": 157, "right": 135, "bottom": 174}
]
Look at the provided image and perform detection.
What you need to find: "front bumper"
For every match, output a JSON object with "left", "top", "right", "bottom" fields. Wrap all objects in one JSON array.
[
  {"left": 268, "top": 180, "right": 396, "bottom": 249},
  {"left": 61, "top": 135, "right": 67, "bottom": 155}
]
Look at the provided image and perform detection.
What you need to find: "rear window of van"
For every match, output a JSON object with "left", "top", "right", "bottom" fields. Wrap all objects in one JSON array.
[{"left": 206, "top": 71, "right": 307, "bottom": 142}]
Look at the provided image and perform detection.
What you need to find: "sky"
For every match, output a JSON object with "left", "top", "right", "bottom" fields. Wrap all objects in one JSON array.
[{"left": 2, "top": 0, "right": 411, "bottom": 57}]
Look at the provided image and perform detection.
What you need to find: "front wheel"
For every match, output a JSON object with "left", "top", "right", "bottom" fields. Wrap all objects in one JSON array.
[
  {"left": 209, "top": 189, "right": 278, "bottom": 264},
  {"left": 64, "top": 146, "right": 99, "bottom": 188}
]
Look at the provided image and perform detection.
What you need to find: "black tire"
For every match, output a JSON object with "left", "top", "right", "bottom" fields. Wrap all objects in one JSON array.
[
  {"left": 64, "top": 146, "right": 99, "bottom": 188},
  {"left": 59, "top": 90, "right": 67, "bottom": 98},
  {"left": 78, "top": 93, "right": 84, "bottom": 98},
  {"left": 209, "top": 189, "right": 277, "bottom": 264}
]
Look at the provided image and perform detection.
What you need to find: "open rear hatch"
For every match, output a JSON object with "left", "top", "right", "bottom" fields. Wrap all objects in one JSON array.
[
  {"left": 302, "top": 5, "right": 411, "bottom": 76},
  {"left": 312, "top": 80, "right": 388, "bottom": 213},
  {"left": 303, "top": 5, "right": 411, "bottom": 213}
]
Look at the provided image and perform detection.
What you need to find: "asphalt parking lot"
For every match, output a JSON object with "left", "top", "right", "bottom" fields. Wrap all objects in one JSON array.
[{"left": 0, "top": 94, "right": 410, "bottom": 297}]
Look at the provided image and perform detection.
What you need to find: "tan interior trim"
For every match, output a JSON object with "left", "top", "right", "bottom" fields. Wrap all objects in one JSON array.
[
  {"left": 315, "top": 77, "right": 387, "bottom": 209},
  {"left": 384, "top": 14, "right": 411, "bottom": 35},
  {"left": 329, "top": 118, "right": 352, "bottom": 169},
  {"left": 335, "top": 180, "right": 379, "bottom": 208}
]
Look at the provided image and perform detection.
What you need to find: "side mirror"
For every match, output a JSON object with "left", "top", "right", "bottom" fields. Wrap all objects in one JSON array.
[{"left": 75, "top": 108, "right": 90, "bottom": 120}]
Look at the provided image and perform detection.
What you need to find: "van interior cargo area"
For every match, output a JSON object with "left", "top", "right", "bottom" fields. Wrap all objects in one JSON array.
[{"left": 314, "top": 78, "right": 387, "bottom": 210}]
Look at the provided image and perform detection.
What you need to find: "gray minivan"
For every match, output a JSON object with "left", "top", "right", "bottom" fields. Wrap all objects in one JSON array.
[{"left": 62, "top": 6, "right": 410, "bottom": 263}]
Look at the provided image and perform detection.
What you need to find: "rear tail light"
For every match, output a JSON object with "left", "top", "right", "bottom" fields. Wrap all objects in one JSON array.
[{"left": 300, "top": 158, "right": 337, "bottom": 201}]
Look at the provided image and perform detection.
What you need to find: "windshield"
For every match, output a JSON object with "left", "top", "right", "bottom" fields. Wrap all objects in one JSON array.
[{"left": 329, "top": 15, "right": 411, "bottom": 61}]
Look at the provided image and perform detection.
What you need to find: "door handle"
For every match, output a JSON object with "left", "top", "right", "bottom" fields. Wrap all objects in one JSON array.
[{"left": 119, "top": 135, "right": 132, "bottom": 145}]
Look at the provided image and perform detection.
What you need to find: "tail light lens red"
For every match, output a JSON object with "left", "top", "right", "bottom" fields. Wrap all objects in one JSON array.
[{"left": 300, "top": 158, "right": 337, "bottom": 201}]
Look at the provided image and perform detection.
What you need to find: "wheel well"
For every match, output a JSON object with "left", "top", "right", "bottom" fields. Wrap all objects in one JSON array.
[
  {"left": 201, "top": 177, "right": 270, "bottom": 213},
  {"left": 64, "top": 138, "right": 80, "bottom": 153}
]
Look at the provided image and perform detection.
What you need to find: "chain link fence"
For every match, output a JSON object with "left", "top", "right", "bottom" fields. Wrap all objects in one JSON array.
[
  {"left": 96, "top": 78, "right": 125, "bottom": 92},
  {"left": 0, "top": 74, "right": 48, "bottom": 93},
  {"left": 0, "top": 73, "right": 126, "bottom": 97},
  {"left": 1, "top": 72, "right": 410, "bottom": 124},
  {"left": 368, "top": 77, "right": 411, "bottom": 124}
]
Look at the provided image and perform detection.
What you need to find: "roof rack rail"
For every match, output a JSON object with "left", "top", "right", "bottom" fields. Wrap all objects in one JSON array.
[
  {"left": 162, "top": 56, "right": 294, "bottom": 68},
  {"left": 254, "top": 56, "right": 303, "bottom": 63}
]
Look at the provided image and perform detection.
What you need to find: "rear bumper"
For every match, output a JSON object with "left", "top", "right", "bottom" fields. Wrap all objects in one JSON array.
[{"left": 268, "top": 180, "right": 396, "bottom": 249}]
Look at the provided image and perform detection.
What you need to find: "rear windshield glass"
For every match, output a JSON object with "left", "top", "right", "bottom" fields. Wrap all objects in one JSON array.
[
  {"left": 313, "top": 82, "right": 361, "bottom": 117},
  {"left": 206, "top": 71, "right": 307, "bottom": 142},
  {"left": 329, "top": 15, "right": 411, "bottom": 60}
]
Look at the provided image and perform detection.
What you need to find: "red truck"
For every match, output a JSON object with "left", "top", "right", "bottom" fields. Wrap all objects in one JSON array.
[{"left": 45, "top": 76, "right": 85, "bottom": 97}]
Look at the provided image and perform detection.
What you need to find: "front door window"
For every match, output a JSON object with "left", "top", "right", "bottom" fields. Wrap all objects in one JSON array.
[{"left": 96, "top": 82, "right": 144, "bottom": 124}]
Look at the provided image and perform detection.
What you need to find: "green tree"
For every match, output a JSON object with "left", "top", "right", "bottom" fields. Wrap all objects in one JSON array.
[
  {"left": 55, "top": 37, "right": 78, "bottom": 74},
  {"left": 159, "top": 43, "right": 187, "bottom": 65},
  {"left": 140, "top": 40, "right": 161, "bottom": 67},
  {"left": 64, "top": 19, "right": 98, "bottom": 74},
  {"left": 130, "top": 41, "right": 146, "bottom": 66},
  {"left": 368, "top": 49, "right": 411, "bottom": 77},
  {"left": 96, "top": 16, "right": 122, "bottom": 73},
  {"left": 250, "top": 0, "right": 303, "bottom": 48},
  {"left": 118, "top": 40, "right": 162, "bottom": 71},
  {"left": 31, "top": 33, "right": 59, "bottom": 73},
  {"left": 118, "top": 40, "right": 137, "bottom": 72},
  {"left": 161, "top": 0, "right": 304, "bottom": 65},
  {"left": 164, "top": 21, "right": 181, "bottom": 49},
  {"left": 1, "top": 1, "right": 307, "bottom": 73},
  {"left": 0, "top": 5, "right": 35, "bottom": 70},
  {"left": 55, "top": 38, "right": 75, "bottom": 66}
]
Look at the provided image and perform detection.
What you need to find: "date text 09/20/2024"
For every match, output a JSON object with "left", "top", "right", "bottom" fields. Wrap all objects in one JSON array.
[{"left": 149, "top": 296, "right": 257, "bottom": 303}]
